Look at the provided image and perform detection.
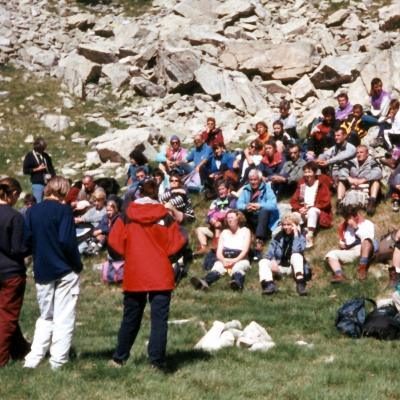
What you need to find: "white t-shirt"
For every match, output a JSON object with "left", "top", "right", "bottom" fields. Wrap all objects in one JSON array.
[
  {"left": 220, "top": 227, "right": 250, "bottom": 251},
  {"left": 304, "top": 181, "right": 318, "bottom": 207}
]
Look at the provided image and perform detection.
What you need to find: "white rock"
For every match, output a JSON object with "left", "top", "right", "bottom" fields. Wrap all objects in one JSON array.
[
  {"left": 24, "top": 134, "right": 34, "bottom": 143},
  {"left": 291, "top": 75, "right": 317, "bottom": 101},
  {"left": 66, "top": 13, "right": 96, "bottom": 30},
  {"left": 379, "top": 3, "right": 400, "bottom": 32},
  {"left": 102, "top": 63, "right": 131, "bottom": 89},
  {"left": 85, "top": 151, "right": 101, "bottom": 167},
  {"left": 310, "top": 54, "right": 369, "bottom": 89},
  {"left": 342, "top": 13, "right": 363, "bottom": 30},
  {"left": 280, "top": 18, "right": 308, "bottom": 36},
  {"left": 78, "top": 41, "right": 118, "bottom": 64},
  {"left": 326, "top": 9, "right": 349, "bottom": 27},
  {"left": 41, "top": 114, "right": 71, "bottom": 132},
  {"left": 130, "top": 77, "right": 167, "bottom": 98}
]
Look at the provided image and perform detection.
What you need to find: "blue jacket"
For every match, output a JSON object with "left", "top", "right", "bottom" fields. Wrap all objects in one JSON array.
[
  {"left": 265, "top": 231, "right": 306, "bottom": 263},
  {"left": 186, "top": 144, "right": 212, "bottom": 166},
  {"left": 207, "top": 152, "right": 235, "bottom": 174},
  {"left": 24, "top": 200, "right": 82, "bottom": 284},
  {"left": 237, "top": 182, "right": 280, "bottom": 230}
]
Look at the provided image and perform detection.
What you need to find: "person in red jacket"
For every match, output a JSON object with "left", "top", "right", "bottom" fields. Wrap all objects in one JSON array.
[
  {"left": 108, "top": 179, "right": 186, "bottom": 369},
  {"left": 291, "top": 162, "right": 333, "bottom": 249}
]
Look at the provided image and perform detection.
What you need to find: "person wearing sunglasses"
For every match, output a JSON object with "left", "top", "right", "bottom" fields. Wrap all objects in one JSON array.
[{"left": 155, "top": 135, "right": 188, "bottom": 175}]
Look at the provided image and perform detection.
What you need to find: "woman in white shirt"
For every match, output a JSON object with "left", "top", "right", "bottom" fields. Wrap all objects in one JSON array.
[{"left": 190, "top": 210, "right": 251, "bottom": 291}]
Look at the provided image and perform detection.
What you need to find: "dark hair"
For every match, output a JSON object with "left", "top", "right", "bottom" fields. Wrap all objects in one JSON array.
[
  {"left": 353, "top": 104, "right": 363, "bottom": 113},
  {"left": 288, "top": 143, "right": 300, "bottom": 152},
  {"left": 335, "top": 127, "right": 346, "bottom": 136},
  {"left": 24, "top": 193, "right": 37, "bottom": 205},
  {"left": 216, "top": 179, "right": 230, "bottom": 190},
  {"left": 341, "top": 206, "right": 359, "bottom": 219},
  {"left": 272, "top": 120, "right": 284, "bottom": 129},
  {"left": 212, "top": 143, "right": 225, "bottom": 151},
  {"left": 279, "top": 100, "right": 291, "bottom": 110},
  {"left": 265, "top": 139, "right": 276, "bottom": 149},
  {"left": 169, "top": 171, "right": 182, "bottom": 182},
  {"left": 33, "top": 137, "right": 47, "bottom": 153},
  {"left": 153, "top": 168, "right": 165, "bottom": 180},
  {"left": 207, "top": 117, "right": 216, "bottom": 124},
  {"left": 322, "top": 106, "right": 335, "bottom": 118},
  {"left": 337, "top": 92, "right": 349, "bottom": 101},
  {"left": 250, "top": 139, "right": 264, "bottom": 152},
  {"left": 135, "top": 167, "right": 147, "bottom": 176},
  {"left": 371, "top": 77, "right": 382, "bottom": 88},
  {"left": 141, "top": 179, "right": 159, "bottom": 200},
  {"left": 255, "top": 121, "right": 268, "bottom": 131},
  {"left": 129, "top": 149, "right": 148, "bottom": 166},
  {"left": 0, "top": 177, "right": 22, "bottom": 201},
  {"left": 303, "top": 161, "right": 318, "bottom": 173}
]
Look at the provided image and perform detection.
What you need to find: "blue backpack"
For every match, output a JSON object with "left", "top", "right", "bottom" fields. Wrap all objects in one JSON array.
[{"left": 335, "top": 298, "right": 376, "bottom": 338}]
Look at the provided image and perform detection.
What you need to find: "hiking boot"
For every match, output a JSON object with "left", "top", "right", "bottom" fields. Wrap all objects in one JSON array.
[
  {"left": 193, "top": 246, "right": 209, "bottom": 257},
  {"left": 261, "top": 280, "right": 277, "bottom": 295},
  {"left": 190, "top": 276, "right": 209, "bottom": 291},
  {"left": 387, "top": 267, "right": 399, "bottom": 289},
  {"left": 296, "top": 279, "right": 308, "bottom": 296},
  {"left": 357, "top": 264, "right": 368, "bottom": 281},
  {"left": 366, "top": 198, "right": 376, "bottom": 216},
  {"left": 230, "top": 272, "right": 244, "bottom": 291},
  {"left": 331, "top": 273, "right": 345, "bottom": 284},
  {"left": 393, "top": 200, "right": 400, "bottom": 212}
]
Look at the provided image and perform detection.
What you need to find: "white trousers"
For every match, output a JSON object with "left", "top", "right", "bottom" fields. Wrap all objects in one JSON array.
[
  {"left": 24, "top": 271, "right": 80, "bottom": 369},
  {"left": 325, "top": 245, "right": 361, "bottom": 264},
  {"left": 211, "top": 260, "right": 251, "bottom": 276},
  {"left": 259, "top": 253, "right": 304, "bottom": 282},
  {"left": 293, "top": 207, "right": 320, "bottom": 229}
]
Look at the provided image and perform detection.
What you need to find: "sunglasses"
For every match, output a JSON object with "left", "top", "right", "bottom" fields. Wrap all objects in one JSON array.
[
  {"left": 171, "top": 141, "right": 179, "bottom": 144},
  {"left": 170, "top": 179, "right": 180, "bottom": 183}
]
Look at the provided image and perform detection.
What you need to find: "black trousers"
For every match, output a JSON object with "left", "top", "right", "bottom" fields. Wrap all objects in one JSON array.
[{"left": 113, "top": 291, "right": 171, "bottom": 366}]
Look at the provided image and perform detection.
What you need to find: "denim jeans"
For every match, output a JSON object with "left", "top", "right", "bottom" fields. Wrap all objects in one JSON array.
[
  {"left": 113, "top": 291, "right": 171, "bottom": 365},
  {"left": 32, "top": 184, "right": 45, "bottom": 203}
]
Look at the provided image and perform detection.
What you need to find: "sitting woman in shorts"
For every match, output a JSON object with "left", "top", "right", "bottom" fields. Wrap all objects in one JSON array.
[{"left": 190, "top": 209, "right": 251, "bottom": 291}]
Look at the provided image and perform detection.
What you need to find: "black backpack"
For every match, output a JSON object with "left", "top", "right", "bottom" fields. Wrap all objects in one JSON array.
[
  {"left": 335, "top": 298, "right": 376, "bottom": 338},
  {"left": 363, "top": 305, "right": 400, "bottom": 340}
]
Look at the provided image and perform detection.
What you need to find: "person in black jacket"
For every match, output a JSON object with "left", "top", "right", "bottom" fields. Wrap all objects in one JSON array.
[
  {"left": 23, "top": 137, "right": 55, "bottom": 203},
  {"left": 0, "top": 177, "right": 30, "bottom": 367}
]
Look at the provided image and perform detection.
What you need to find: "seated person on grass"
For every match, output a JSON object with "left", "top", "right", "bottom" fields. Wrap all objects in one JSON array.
[
  {"left": 290, "top": 162, "right": 332, "bottom": 249},
  {"left": 340, "top": 104, "right": 369, "bottom": 147},
  {"left": 278, "top": 99, "right": 298, "bottom": 140},
  {"left": 269, "top": 144, "right": 306, "bottom": 198},
  {"left": 194, "top": 180, "right": 236, "bottom": 256},
  {"left": 259, "top": 140, "right": 284, "bottom": 180},
  {"left": 234, "top": 139, "right": 264, "bottom": 185},
  {"left": 271, "top": 120, "right": 295, "bottom": 154},
  {"left": 236, "top": 169, "right": 280, "bottom": 256},
  {"left": 155, "top": 135, "right": 188, "bottom": 175},
  {"left": 337, "top": 145, "right": 382, "bottom": 216},
  {"left": 190, "top": 209, "right": 251, "bottom": 291},
  {"left": 315, "top": 127, "right": 356, "bottom": 184},
  {"left": 325, "top": 206, "right": 377, "bottom": 284},
  {"left": 258, "top": 213, "right": 309, "bottom": 296},
  {"left": 335, "top": 92, "right": 353, "bottom": 122}
]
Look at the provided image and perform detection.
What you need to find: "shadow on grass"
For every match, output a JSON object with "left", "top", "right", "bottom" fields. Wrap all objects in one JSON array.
[
  {"left": 164, "top": 349, "right": 212, "bottom": 373},
  {"left": 79, "top": 348, "right": 115, "bottom": 360}
]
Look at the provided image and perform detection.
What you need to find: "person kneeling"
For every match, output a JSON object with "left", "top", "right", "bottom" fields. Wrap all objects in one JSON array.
[
  {"left": 325, "top": 206, "right": 377, "bottom": 283},
  {"left": 190, "top": 210, "right": 251, "bottom": 291},
  {"left": 258, "top": 213, "right": 309, "bottom": 296}
]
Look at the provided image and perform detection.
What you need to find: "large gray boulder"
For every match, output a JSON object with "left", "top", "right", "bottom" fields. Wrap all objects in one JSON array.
[
  {"left": 379, "top": 3, "right": 400, "bottom": 31},
  {"left": 91, "top": 127, "right": 157, "bottom": 162},
  {"left": 310, "top": 54, "right": 368, "bottom": 89},
  {"left": 291, "top": 75, "right": 317, "bottom": 101},
  {"left": 222, "top": 40, "right": 318, "bottom": 81},
  {"left": 130, "top": 77, "right": 167, "bottom": 97},
  {"left": 173, "top": 0, "right": 217, "bottom": 22},
  {"left": 155, "top": 46, "right": 201, "bottom": 91},
  {"left": 102, "top": 63, "right": 131, "bottom": 89},
  {"left": 78, "top": 40, "right": 118, "bottom": 64},
  {"left": 57, "top": 53, "right": 101, "bottom": 98},
  {"left": 66, "top": 13, "right": 96, "bottom": 31},
  {"left": 326, "top": 9, "right": 350, "bottom": 27}
]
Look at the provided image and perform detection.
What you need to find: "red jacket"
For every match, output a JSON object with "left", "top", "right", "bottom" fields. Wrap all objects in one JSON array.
[
  {"left": 290, "top": 175, "right": 333, "bottom": 228},
  {"left": 201, "top": 128, "right": 224, "bottom": 147},
  {"left": 108, "top": 201, "right": 186, "bottom": 292}
]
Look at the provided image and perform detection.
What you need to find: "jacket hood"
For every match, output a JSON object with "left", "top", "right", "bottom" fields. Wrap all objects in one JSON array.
[{"left": 125, "top": 202, "right": 168, "bottom": 224}]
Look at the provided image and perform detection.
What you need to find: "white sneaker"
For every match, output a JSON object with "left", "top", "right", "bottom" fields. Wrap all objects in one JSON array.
[{"left": 305, "top": 233, "right": 314, "bottom": 249}]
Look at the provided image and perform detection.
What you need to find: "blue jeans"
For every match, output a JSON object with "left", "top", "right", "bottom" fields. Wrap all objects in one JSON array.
[
  {"left": 113, "top": 291, "right": 171, "bottom": 366},
  {"left": 32, "top": 184, "right": 45, "bottom": 203}
]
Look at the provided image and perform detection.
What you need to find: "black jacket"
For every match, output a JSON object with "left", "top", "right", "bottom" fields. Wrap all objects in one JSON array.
[
  {"left": 0, "top": 204, "right": 27, "bottom": 280},
  {"left": 23, "top": 151, "right": 55, "bottom": 185}
]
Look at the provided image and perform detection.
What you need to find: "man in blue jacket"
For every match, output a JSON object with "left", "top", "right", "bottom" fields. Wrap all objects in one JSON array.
[{"left": 237, "top": 169, "right": 280, "bottom": 255}]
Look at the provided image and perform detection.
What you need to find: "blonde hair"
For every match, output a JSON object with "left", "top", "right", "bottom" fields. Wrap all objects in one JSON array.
[
  {"left": 92, "top": 188, "right": 106, "bottom": 200},
  {"left": 44, "top": 176, "right": 70, "bottom": 199},
  {"left": 282, "top": 212, "right": 301, "bottom": 226}
]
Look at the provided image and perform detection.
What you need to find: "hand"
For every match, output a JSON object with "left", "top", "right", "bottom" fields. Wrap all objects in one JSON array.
[
  {"left": 34, "top": 164, "right": 47, "bottom": 172},
  {"left": 270, "top": 260, "right": 279, "bottom": 273},
  {"left": 299, "top": 206, "right": 308, "bottom": 215},
  {"left": 316, "top": 159, "right": 328, "bottom": 167},
  {"left": 74, "top": 217, "right": 82, "bottom": 224}
]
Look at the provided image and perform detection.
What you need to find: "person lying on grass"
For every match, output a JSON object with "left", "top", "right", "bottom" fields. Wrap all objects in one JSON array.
[
  {"left": 190, "top": 209, "right": 251, "bottom": 291},
  {"left": 325, "top": 206, "right": 377, "bottom": 284},
  {"left": 258, "top": 213, "right": 309, "bottom": 296}
]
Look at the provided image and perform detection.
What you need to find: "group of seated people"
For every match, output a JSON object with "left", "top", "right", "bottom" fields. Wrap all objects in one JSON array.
[{"left": 18, "top": 76, "right": 400, "bottom": 298}]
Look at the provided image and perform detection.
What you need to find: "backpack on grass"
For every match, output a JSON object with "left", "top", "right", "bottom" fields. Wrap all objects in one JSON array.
[
  {"left": 362, "top": 305, "right": 400, "bottom": 340},
  {"left": 101, "top": 260, "right": 124, "bottom": 284},
  {"left": 335, "top": 298, "right": 376, "bottom": 338}
]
